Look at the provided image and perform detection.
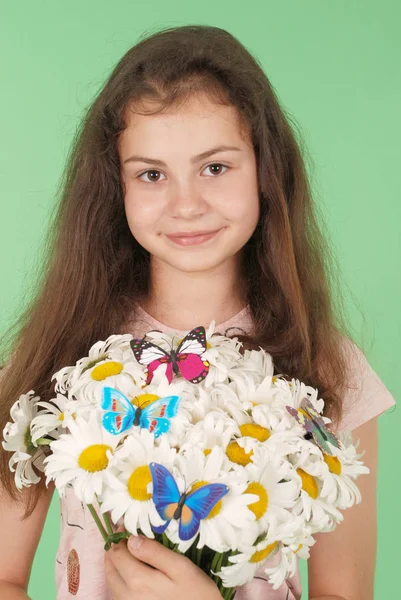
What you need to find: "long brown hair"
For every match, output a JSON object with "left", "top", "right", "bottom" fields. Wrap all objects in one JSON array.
[{"left": 0, "top": 24, "right": 359, "bottom": 516}]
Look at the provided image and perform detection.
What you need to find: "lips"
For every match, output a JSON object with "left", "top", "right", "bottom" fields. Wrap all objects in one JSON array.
[
  {"left": 167, "top": 230, "right": 219, "bottom": 238},
  {"left": 165, "top": 228, "right": 223, "bottom": 246}
]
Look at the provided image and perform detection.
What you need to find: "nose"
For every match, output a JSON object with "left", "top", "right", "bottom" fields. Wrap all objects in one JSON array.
[{"left": 167, "top": 180, "right": 207, "bottom": 219}]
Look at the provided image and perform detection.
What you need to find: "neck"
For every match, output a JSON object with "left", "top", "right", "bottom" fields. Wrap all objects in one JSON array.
[{"left": 140, "top": 255, "right": 248, "bottom": 330}]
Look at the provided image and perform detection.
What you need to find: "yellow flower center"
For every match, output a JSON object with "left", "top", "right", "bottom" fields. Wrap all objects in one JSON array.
[
  {"left": 58, "top": 412, "right": 64, "bottom": 421},
  {"left": 250, "top": 541, "right": 278, "bottom": 563},
  {"left": 297, "top": 468, "right": 319, "bottom": 499},
  {"left": 323, "top": 454, "right": 342, "bottom": 475},
  {"left": 226, "top": 442, "right": 253, "bottom": 466},
  {"left": 245, "top": 482, "right": 269, "bottom": 519},
  {"left": 203, "top": 448, "right": 212, "bottom": 456},
  {"left": 239, "top": 424, "right": 270, "bottom": 442},
  {"left": 78, "top": 444, "right": 112, "bottom": 472},
  {"left": 127, "top": 465, "right": 153, "bottom": 501},
  {"left": 299, "top": 409, "right": 309, "bottom": 419},
  {"left": 91, "top": 361, "right": 123, "bottom": 381},
  {"left": 294, "top": 544, "right": 303, "bottom": 554},
  {"left": 190, "top": 480, "right": 222, "bottom": 518},
  {"left": 132, "top": 393, "right": 159, "bottom": 408}
]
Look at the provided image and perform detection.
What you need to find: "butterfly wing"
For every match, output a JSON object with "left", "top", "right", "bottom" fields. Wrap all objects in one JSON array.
[
  {"left": 130, "top": 338, "right": 173, "bottom": 384},
  {"left": 140, "top": 396, "right": 181, "bottom": 438},
  {"left": 175, "top": 327, "right": 209, "bottom": 384},
  {"left": 101, "top": 387, "right": 135, "bottom": 435},
  {"left": 286, "top": 404, "right": 315, "bottom": 434},
  {"left": 302, "top": 399, "right": 342, "bottom": 455},
  {"left": 178, "top": 504, "right": 201, "bottom": 541},
  {"left": 178, "top": 483, "right": 229, "bottom": 541},
  {"left": 149, "top": 462, "right": 181, "bottom": 524},
  {"left": 176, "top": 326, "right": 207, "bottom": 356}
]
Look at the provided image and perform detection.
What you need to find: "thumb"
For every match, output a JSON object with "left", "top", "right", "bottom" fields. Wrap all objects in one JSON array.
[{"left": 127, "top": 535, "right": 184, "bottom": 577}]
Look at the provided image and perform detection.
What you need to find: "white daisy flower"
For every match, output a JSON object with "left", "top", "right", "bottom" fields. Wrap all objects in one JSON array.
[
  {"left": 43, "top": 411, "right": 122, "bottom": 503},
  {"left": 236, "top": 445, "right": 301, "bottom": 541},
  {"left": 100, "top": 429, "right": 177, "bottom": 538},
  {"left": 274, "top": 376, "right": 325, "bottom": 416},
  {"left": 55, "top": 334, "right": 146, "bottom": 404},
  {"left": 260, "top": 534, "right": 316, "bottom": 589},
  {"left": 217, "top": 537, "right": 281, "bottom": 588},
  {"left": 51, "top": 334, "right": 136, "bottom": 393},
  {"left": 289, "top": 440, "right": 343, "bottom": 532},
  {"left": 227, "top": 350, "right": 274, "bottom": 396},
  {"left": 223, "top": 418, "right": 296, "bottom": 470},
  {"left": 52, "top": 364, "right": 76, "bottom": 394},
  {"left": 30, "top": 393, "right": 69, "bottom": 443},
  {"left": 319, "top": 437, "right": 370, "bottom": 509},
  {"left": 200, "top": 327, "right": 245, "bottom": 388},
  {"left": 160, "top": 446, "right": 258, "bottom": 553},
  {"left": 179, "top": 410, "right": 239, "bottom": 454},
  {"left": 262, "top": 542, "right": 298, "bottom": 590},
  {"left": 2, "top": 390, "right": 47, "bottom": 489}
]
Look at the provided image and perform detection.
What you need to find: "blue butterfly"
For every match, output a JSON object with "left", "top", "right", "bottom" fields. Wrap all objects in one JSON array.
[
  {"left": 149, "top": 462, "right": 229, "bottom": 541},
  {"left": 101, "top": 386, "right": 181, "bottom": 438}
]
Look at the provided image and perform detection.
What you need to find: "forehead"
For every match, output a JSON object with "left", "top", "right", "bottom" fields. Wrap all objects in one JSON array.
[{"left": 119, "top": 93, "right": 251, "bottom": 150}]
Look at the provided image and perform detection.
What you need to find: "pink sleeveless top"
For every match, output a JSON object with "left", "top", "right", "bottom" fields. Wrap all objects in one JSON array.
[{"left": 55, "top": 304, "right": 396, "bottom": 599}]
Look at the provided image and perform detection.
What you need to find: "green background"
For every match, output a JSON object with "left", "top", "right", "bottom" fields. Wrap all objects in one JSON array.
[{"left": 1, "top": 1, "right": 399, "bottom": 597}]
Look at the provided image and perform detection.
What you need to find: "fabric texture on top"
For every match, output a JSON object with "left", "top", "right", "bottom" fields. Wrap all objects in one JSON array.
[{"left": 54, "top": 303, "right": 396, "bottom": 599}]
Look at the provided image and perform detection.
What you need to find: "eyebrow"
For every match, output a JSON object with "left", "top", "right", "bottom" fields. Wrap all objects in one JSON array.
[{"left": 123, "top": 145, "right": 243, "bottom": 166}]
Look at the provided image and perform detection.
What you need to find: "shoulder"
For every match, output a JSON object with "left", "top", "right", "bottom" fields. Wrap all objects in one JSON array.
[{"left": 335, "top": 336, "right": 396, "bottom": 431}]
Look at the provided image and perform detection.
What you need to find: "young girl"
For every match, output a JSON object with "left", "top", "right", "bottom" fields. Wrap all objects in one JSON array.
[{"left": 0, "top": 24, "right": 395, "bottom": 600}]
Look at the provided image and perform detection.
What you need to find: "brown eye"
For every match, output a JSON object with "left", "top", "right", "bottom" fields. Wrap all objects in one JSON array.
[
  {"left": 204, "top": 163, "right": 228, "bottom": 176},
  {"left": 138, "top": 169, "right": 166, "bottom": 183}
]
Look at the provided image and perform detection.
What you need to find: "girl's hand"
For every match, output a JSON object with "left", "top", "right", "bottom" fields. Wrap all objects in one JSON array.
[{"left": 104, "top": 534, "right": 223, "bottom": 600}]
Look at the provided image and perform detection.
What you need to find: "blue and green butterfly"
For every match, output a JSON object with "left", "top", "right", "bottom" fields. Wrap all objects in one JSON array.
[{"left": 286, "top": 398, "right": 342, "bottom": 456}]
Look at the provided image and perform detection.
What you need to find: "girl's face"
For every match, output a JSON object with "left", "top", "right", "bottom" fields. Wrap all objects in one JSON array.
[{"left": 119, "top": 93, "right": 260, "bottom": 275}]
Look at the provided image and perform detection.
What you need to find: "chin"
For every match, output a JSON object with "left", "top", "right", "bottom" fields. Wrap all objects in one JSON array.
[{"left": 157, "top": 252, "right": 234, "bottom": 273}]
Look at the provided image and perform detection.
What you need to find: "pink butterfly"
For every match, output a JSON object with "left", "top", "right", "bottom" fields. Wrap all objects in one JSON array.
[{"left": 130, "top": 326, "right": 209, "bottom": 385}]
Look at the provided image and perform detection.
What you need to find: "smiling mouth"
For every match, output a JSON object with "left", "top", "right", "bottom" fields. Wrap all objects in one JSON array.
[{"left": 165, "top": 228, "right": 223, "bottom": 246}]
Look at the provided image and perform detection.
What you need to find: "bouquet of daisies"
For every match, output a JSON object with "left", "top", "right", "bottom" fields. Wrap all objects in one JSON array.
[{"left": 2, "top": 323, "right": 369, "bottom": 599}]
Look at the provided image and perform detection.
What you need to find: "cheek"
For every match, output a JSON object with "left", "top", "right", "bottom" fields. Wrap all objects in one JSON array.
[
  {"left": 124, "top": 192, "right": 163, "bottom": 230},
  {"left": 218, "top": 193, "right": 260, "bottom": 229}
]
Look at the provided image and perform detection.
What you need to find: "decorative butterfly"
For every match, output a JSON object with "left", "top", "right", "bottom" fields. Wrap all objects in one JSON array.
[
  {"left": 101, "top": 386, "right": 181, "bottom": 437},
  {"left": 286, "top": 398, "right": 342, "bottom": 456},
  {"left": 130, "top": 326, "right": 209, "bottom": 385},
  {"left": 149, "top": 462, "right": 229, "bottom": 541}
]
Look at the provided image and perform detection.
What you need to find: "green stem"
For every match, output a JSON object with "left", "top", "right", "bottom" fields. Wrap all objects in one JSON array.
[
  {"left": 87, "top": 503, "right": 108, "bottom": 542},
  {"left": 35, "top": 437, "right": 52, "bottom": 446},
  {"left": 224, "top": 588, "right": 236, "bottom": 600},
  {"left": 210, "top": 552, "right": 221, "bottom": 573},
  {"left": 195, "top": 547, "right": 203, "bottom": 567},
  {"left": 102, "top": 511, "right": 114, "bottom": 536},
  {"left": 162, "top": 532, "right": 173, "bottom": 549},
  {"left": 210, "top": 551, "right": 223, "bottom": 585}
]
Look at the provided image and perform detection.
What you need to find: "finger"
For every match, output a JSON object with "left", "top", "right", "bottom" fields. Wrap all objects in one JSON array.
[
  {"left": 109, "top": 537, "right": 157, "bottom": 583},
  {"left": 104, "top": 550, "right": 127, "bottom": 599},
  {"left": 127, "top": 535, "right": 190, "bottom": 580}
]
